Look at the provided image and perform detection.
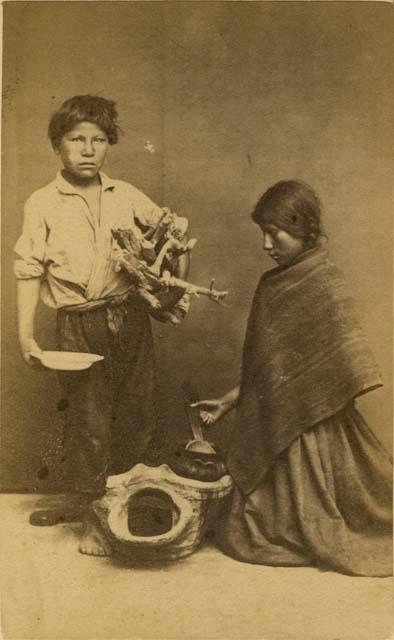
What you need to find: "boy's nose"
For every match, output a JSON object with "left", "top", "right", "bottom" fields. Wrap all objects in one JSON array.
[
  {"left": 264, "top": 233, "right": 273, "bottom": 250},
  {"left": 82, "top": 142, "right": 95, "bottom": 155}
]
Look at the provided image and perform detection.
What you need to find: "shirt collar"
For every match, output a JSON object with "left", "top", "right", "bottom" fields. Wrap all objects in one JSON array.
[{"left": 55, "top": 171, "right": 116, "bottom": 194}]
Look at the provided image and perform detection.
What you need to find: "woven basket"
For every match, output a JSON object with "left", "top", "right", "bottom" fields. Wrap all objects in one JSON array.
[{"left": 93, "top": 463, "right": 233, "bottom": 562}]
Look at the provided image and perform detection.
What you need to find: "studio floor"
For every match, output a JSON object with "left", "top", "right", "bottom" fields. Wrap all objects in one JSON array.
[{"left": 1, "top": 494, "right": 392, "bottom": 640}]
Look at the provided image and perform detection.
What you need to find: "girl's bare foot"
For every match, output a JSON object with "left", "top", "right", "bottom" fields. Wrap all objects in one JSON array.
[{"left": 78, "top": 509, "right": 112, "bottom": 557}]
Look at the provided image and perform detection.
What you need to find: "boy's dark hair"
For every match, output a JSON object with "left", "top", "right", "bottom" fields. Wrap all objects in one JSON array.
[
  {"left": 251, "top": 180, "right": 322, "bottom": 244},
  {"left": 48, "top": 95, "right": 120, "bottom": 148}
]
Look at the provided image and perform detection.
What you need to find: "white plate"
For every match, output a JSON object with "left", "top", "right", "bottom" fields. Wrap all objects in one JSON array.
[{"left": 30, "top": 350, "right": 104, "bottom": 371}]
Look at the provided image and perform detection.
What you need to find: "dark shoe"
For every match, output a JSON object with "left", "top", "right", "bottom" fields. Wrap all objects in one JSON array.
[{"left": 29, "top": 508, "right": 83, "bottom": 526}]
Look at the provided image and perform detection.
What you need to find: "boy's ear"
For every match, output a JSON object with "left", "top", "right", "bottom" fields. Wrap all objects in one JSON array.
[{"left": 51, "top": 138, "right": 60, "bottom": 154}]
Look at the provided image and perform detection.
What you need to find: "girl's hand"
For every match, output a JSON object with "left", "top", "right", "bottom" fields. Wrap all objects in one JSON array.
[{"left": 190, "top": 398, "right": 229, "bottom": 426}]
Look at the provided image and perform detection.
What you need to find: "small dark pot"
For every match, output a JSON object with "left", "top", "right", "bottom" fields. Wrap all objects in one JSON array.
[{"left": 168, "top": 440, "right": 227, "bottom": 483}]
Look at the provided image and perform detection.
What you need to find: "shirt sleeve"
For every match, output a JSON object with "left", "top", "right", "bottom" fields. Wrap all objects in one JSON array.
[
  {"left": 130, "top": 186, "right": 164, "bottom": 229},
  {"left": 14, "top": 196, "right": 47, "bottom": 279}
]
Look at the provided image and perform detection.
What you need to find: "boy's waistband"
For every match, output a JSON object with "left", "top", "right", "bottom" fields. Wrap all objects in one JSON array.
[
  {"left": 58, "top": 290, "right": 131, "bottom": 314},
  {"left": 58, "top": 291, "right": 134, "bottom": 335}
]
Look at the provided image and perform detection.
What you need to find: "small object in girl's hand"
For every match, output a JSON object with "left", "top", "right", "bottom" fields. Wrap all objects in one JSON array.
[
  {"left": 181, "top": 381, "right": 205, "bottom": 441},
  {"left": 185, "top": 439, "right": 216, "bottom": 455}
]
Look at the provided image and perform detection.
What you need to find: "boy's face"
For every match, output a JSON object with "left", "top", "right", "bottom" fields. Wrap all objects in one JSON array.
[{"left": 56, "top": 121, "right": 109, "bottom": 184}]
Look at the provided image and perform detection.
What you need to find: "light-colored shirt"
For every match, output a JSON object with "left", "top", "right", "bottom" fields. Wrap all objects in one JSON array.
[{"left": 14, "top": 172, "right": 164, "bottom": 308}]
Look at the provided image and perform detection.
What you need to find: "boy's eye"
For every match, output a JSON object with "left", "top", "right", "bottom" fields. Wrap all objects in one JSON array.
[{"left": 68, "top": 136, "right": 107, "bottom": 143}]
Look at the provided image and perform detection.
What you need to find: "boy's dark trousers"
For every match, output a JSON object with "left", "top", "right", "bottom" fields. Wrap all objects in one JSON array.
[{"left": 56, "top": 298, "right": 157, "bottom": 497}]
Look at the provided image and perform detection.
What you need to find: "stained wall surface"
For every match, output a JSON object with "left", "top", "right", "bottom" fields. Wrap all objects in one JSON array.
[{"left": 2, "top": 2, "right": 392, "bottom": 491}]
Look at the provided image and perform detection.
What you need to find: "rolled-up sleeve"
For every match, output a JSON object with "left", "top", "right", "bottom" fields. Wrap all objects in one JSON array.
[
  {"left": 131, "top": 187, "right": 164, "bottom": 228},
  {"left": 14, "top": 197, "right": 47, "bottom": 279},
  {"left": 130, "top": 187, "right": 190, "bottom": 240}
]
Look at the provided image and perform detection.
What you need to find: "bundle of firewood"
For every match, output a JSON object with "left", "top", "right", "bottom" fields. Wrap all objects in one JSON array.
[{"left": 111, "top": 209, "right": 227, "bottom": 324}]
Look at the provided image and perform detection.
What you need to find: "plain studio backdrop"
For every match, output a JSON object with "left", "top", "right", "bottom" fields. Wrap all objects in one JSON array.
[{"left": 1, "top": 1, "right": 393, "bottom": 493}]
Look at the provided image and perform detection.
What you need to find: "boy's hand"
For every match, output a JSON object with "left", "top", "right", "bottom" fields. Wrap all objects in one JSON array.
[
  {"left": 20, "top": 338, "right": 44, "bottom": 367},
  {"left": 151, "top": 293, "right": 191, "bottom": 326}
]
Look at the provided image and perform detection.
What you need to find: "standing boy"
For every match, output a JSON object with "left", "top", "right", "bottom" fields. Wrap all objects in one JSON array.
[{"left": 14, "top": 95, "right": 188, "bottom": 555}]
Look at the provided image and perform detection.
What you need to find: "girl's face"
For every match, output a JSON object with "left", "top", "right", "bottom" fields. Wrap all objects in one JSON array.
[
  {"left": 261, "top": 224, "right": 306, "bottom": 266},
  {"left": 56, "top": 121, "right": 109, "bottom": 184}
]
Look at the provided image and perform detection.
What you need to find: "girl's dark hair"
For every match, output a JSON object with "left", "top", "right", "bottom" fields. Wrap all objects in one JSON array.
[
  {"left": 251, "top": 180, "right": 323, "bottom": 245},
  {"left": 48, "top": 95, "right": 120, "bottom": 148}
]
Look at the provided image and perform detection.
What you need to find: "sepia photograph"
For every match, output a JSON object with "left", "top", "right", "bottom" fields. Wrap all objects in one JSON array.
[{"left": 1, "top": 1, "right": 393, "bottom": 639}]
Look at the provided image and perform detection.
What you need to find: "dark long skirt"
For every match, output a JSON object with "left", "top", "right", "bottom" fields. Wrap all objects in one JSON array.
[
  {"left": 56, "top": 299, "right": 156, "bottom": 497},
  {"left": 218, "top": 404, "right": 393, "bottom": 577}
]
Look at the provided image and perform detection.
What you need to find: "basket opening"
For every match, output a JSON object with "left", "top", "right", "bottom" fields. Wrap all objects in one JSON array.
[{"left": 127, "top": 488, "right": 180, "bottom": 537}]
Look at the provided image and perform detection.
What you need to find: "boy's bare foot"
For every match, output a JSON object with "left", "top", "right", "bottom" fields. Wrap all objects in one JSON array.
[{"left": 79, "top": 510, "right": 112, "bottom": 557}]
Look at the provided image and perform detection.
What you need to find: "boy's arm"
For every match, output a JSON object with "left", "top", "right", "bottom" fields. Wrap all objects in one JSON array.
[
  {"left": 17, "top": 278, "right": 42, "bottom": 365},
  {"left": 176, "top": 241, "right": 190, "bottom": 279},
  {"left": 130, "top": 186, "right": 164, "bottom": 230},
  {"left": 130, "top": 187, "right": 190, "bottom": 262}
]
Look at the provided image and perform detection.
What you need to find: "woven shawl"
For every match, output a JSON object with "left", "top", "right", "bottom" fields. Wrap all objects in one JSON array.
[{"left": 227, "top": 245, "right": 382, "bottom": 495}]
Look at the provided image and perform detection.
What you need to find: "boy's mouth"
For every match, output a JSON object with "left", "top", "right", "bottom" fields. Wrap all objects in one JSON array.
[{"left": 79, "top": 163, "right": 96, "bottom": 167}]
